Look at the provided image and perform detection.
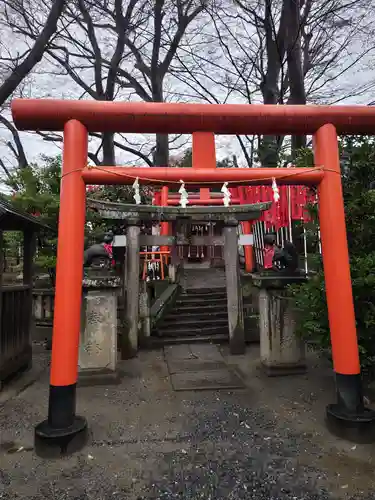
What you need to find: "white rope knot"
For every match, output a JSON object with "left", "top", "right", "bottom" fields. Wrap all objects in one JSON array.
[
  {"left": 272, "top": 177, "right": 280, "bottom": 203},
  {"left": 221, "top": 182, "right": 231, "bottom": 207},
  {"left": 132, "top": 177, "right": 141, "bottom": 205},
  {"left": 179, "top": 180, "right": 189, "bottom": 208}
]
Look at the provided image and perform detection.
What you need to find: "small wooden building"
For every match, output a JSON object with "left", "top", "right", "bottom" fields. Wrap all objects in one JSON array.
[{"left": 0, "top": 200, "right": 46, "bottom": 389}]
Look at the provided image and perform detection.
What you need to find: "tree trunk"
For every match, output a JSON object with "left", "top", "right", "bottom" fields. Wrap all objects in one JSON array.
[
  {"left": 259, "top": 62, "right": 280, "bottom": 167},
  {"left": 153, "top": 134, "right": 169, "bottom": 166},
  {"left": 285, "top": 0, "right": 307, "bottom": 157},
  {"left": 258, "top": 0, "right": 288, "bottom": 167},
  {"left": 102, "top": 132, "right": 116, "bottom": 165},
  {"left": 152, "top": 79, "right": 169, "bottom": 166}
]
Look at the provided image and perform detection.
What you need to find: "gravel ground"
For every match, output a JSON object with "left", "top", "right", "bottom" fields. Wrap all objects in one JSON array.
[{"left": 1, "top": 347, "right": 374, "bottom": 500}]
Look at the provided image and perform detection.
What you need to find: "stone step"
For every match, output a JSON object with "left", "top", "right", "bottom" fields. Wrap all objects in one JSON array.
[
  {"left": 175, "top": 296, "right": 227, "bottom": 306},
  {"left": 155, "top": 324, "right": 229, "bottom": 338},
  {"left": 184, "top": 287, "right": 226, "bottom": 296},
  {"left": 165, "top": 309, "right": 228, "bottom": 321},
  {"left": 173, "top": 303, "right": 228, "bottom": 314},
  {"left": 150, "top": 334, "right": 228, "bottom": 346},
  {"left": 180, "top": 290, "right": 227, "bottom": 299},
  {"left": 160, "top": 316, "right": 228, "bottom": 329},
  {"left": 146, "top": 333, "right": 229, "bottom": 347}
]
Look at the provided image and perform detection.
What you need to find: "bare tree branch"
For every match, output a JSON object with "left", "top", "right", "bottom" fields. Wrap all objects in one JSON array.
[
  {"left": 0, "top": 0, "right": 67, "bottom": 106},
  {"left": 0, "top": 114, "right": 29, "bottom": 168},
  {"left": 0, "top": 156, "right": 18, "bottom": 189},
  {"left": 36, "top": 129, "right": 154, "bottom": 166}
]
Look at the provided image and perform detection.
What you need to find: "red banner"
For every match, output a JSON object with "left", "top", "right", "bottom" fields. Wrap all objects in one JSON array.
[
  {"left": 231, "top": 185, "right": 316, "bottom": 228},
  {"left": 154, "top": 183, "right": 317, "bottom": 229}
]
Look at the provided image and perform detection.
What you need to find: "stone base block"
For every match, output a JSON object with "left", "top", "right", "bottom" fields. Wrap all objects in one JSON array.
[
  {"left": 78, "top": 368, "right": 122, "bottom": 387},
  {"left": 261, "top": 362, "right": 307, "bottom": 377},
  {"left": 244, "top": 314, "right": 259, "bottom": 343}
]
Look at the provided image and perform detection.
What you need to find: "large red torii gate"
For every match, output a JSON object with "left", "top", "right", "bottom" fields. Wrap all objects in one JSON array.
[{"left": 11, "top": 99, "right": 375, "bottom": 456}]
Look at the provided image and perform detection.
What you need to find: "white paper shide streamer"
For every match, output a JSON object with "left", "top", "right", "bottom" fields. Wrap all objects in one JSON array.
[
  {"left": 221, "top": 182, "right": 231, "bottom": 207},
  {"left": 271, "top": 177, "right": 280, "bottom": 203},
  {"left": 179, "top": 180, "right": 189, "bottom": 208},
  {"left": 132, "top": 177, "right": 141, "bottom": 205}
]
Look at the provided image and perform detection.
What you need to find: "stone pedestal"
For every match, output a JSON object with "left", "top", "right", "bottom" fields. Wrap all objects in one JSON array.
[
  {"left": 79, "top": 275, "right": 121, "bottom": 385},
  {"left": 253, "top": 273, "right": 307, "bottom": 376}
]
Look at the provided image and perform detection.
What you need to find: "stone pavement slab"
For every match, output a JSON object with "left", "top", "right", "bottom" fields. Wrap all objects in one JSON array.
[
  {"left": 165, "top": 344, "right": 245, "bottom": 390},
  {"left": 170, "top": 368, "right": 245, "bottom": 391},
  {"left": 164, "top": 343, "right": 226, "bottom": 373}
]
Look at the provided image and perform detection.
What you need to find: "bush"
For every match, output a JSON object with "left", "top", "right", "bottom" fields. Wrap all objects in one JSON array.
[
  {"left": 289, "top": 137, "right": 375, "bottom": 373},
  {"left": 5, "top": 155, "right": 152, "bottom": 285}
]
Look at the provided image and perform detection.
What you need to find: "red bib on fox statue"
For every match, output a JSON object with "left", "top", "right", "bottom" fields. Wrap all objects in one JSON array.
[{"left": 263, "top": 244, "right": 275, "bottom": 269}]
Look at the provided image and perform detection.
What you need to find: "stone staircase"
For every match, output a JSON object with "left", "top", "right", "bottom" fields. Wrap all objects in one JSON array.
[{"left": 152, "top": 287, "right": 229, "bottom": 345}]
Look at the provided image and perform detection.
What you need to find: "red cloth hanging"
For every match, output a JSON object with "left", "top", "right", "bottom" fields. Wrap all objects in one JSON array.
[
  {"left": 244, "top": 184, "right": 316, "bottom": 226},
  {"left": 153, "top": 191, "right": 161, "bottom": 205},
  {"left": 229, "top": 186, "right": 240, "bottom": 201},
  {"left": 279, "top": 186, "right": 289, "bottom": 228},
  {"left": 298, "top": 187, "right": 306, "bottom": 220},
  {"left": 302, "top": 188, "right": 317, "bottom": 222},
  {"left": 245, "top": 186, "right": 252, "bottom": 203},
  {"left": 262, "top": 187, "right": 273, "bottom": 228}
]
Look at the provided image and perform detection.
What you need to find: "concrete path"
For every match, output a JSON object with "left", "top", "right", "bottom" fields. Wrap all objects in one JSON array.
[{"left": 1, "top": 345, "right": 375, "bottom": 499}]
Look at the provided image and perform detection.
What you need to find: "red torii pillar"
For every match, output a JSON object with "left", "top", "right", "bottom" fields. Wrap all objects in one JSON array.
[
  {"left": 159, "top": 186, "right": 170, "bottom": 254},
  {"left": 192, "top": 132, "right": 215, "bottom": 262},
  {"left": 35, "top": 120, "right": 88, "bottom": 457},
  {"left": 192, "top": 131, "right": 215, "bottom": 200},
  {"left": 237, "top": 186, "right": 254, "bottom": 273},
  {"left": 313, "top": 124, "right": 371, "bottom": 441},
  {"left": 191, "top": 132, "right": 254, "bottom": 272}
]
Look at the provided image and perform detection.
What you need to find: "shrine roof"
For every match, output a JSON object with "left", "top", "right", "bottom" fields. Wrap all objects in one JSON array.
[
  {"left": 0, "top": 199, "right": 49, "bottom": 232},
  {"left": 86, "top": 198, "right": 271, "bottom": 223}
]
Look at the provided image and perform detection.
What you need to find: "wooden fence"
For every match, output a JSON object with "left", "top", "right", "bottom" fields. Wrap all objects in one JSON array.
[{"left": 0, "top": 285, "right": 33, "bottom": 384}]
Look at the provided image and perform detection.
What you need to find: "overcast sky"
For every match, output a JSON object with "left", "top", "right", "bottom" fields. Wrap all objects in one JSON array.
[{"left": 1, "top": 4, "right": 375, "bottom": 183}]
